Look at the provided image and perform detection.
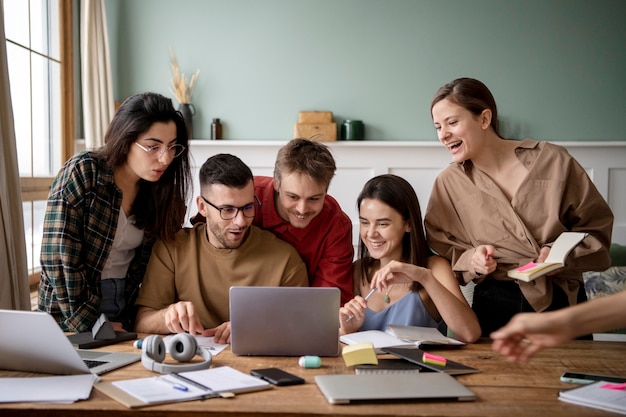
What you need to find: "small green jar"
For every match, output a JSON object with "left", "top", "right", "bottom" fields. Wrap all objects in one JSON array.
[{"left": 341, "top": 120, "right": 364, "bottom": 140}]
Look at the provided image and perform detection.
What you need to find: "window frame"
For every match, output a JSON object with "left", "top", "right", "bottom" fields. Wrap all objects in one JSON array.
[{"left": 10, "top": 0, "right": 75, "bottom": 288}]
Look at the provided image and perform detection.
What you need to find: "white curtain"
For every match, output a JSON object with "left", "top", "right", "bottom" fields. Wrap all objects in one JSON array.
[
  {"left": 81, "top": 0, "right": 114, "bottom": 150},
  {"left": 0, "top": 0, "right": 31, "bottom": 310}
]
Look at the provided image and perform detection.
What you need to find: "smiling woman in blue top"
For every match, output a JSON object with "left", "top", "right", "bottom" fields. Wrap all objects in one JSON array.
[{"left": 339, "top": 174, "right": 481, "bottom": 343}]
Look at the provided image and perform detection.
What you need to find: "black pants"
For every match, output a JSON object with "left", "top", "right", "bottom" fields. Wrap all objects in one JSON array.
[{"left": 472, "top": 279, "right": 589, "bottom": 338}]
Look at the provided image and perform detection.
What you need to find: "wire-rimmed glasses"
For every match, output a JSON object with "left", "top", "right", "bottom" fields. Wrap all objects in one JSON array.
[
  {"left": 200, "top": 195, "right": 261, "bottom": 220},
  {"left": 134, "top": 142, "right": 186, "bottom": 158}
]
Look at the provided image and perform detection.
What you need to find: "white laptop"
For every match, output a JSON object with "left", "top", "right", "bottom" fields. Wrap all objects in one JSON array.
[
  {"left": 229, "top": 286, "right": 341, "bottom": 356},
  {"left": 315, "top": 373, "right": 476, "bottom": 404},
  {"left": 0, "top": 309, "right": 140, "bottom": 375}
]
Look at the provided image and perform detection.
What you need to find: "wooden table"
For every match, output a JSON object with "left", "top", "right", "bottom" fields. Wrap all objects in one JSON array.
[{"left": 1, "top": 337, "right": 625, "bottom": 416}]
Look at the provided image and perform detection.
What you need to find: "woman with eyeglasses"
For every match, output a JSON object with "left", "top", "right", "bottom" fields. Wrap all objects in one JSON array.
[{"left": 38, "top": 92, "right": 192, "bottom": 333}]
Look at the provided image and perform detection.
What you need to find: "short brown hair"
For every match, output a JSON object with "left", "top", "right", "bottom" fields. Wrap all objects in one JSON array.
[{"left": 274, "top": 138, "right": 336, "bottom": 190}]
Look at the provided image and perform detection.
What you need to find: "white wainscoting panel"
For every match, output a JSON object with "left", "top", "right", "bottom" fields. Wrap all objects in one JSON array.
[{"left": 189, "top": 141, "right": 626, "bottom": 245}]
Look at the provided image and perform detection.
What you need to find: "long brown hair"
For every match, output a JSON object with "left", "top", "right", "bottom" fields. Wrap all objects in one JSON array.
[
  {"left": 93, "top": 92, "right": 192, "bottom": 241},
  {"left": 356, "top": 174, "right": 433, "bottom": 292}
]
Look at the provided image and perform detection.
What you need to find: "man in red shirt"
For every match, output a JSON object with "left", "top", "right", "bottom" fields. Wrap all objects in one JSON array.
[
  {"left": 253, "top": 138, "right": 354, "bottom": 304},
  {"left": 192, "top": 139, "right": 354, "bottom": 305}
]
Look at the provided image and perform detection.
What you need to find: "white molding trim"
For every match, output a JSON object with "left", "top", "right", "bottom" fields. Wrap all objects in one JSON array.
[{"left": 188, "top": 141, "right": 626, "bottom": 245}]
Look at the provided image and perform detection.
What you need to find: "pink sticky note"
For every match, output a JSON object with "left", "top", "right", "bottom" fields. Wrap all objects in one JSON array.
[
  {"left": 601, "top": 382, "right": 626, "bottom": 391},
  {"left": 516, "top": 262, "right": 537, "bottom": 272},
  {"left": 422, "top": 352, "right": 447, "bottom": 366}
]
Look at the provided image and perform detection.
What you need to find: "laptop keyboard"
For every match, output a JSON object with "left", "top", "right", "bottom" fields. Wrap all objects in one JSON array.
[{"left": 83, "top": 359, "right": 108, "bottom": 368}]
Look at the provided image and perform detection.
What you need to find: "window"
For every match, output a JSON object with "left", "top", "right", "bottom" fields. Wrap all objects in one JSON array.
[{"left": 3, "top": 0, "right": 74, "bottom": 291}]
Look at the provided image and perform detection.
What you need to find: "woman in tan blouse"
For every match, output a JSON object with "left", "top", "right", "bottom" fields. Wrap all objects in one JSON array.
[{"left": 424, "top": 77, "right": 613, "bottom": 337}]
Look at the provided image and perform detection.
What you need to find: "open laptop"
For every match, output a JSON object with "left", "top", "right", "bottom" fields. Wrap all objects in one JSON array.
[
  {"left": 0, "top": 309, "right": 140, "bottom": 375},
  {"left": 229, "top": 286, "right": 340, "bottom": 356},
  {"left": 315, "top": 373, "right": 476, "bottom": 404}
]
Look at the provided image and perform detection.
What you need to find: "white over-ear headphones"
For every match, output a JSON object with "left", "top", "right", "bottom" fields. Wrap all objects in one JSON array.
[{"left": 140, "top": 334, "right": 212, "bottom": 374}]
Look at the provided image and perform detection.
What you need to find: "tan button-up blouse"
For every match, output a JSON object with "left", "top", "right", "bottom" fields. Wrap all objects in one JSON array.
[{"left": 424, "top": 139, "right": 613, "bottom": 311}]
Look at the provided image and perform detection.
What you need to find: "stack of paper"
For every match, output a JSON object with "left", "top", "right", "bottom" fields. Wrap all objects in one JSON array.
[
  {"left": 0, "top": 374, "right": 98, "bottom": 404},
  {"left": 559, "top": 380, "right": 626, "bottom": 414}
]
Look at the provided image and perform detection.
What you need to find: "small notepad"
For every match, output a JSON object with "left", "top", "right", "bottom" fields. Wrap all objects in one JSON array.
[
  {"left": 559, "top": 380, "right": 626, "bottom": 414},
  {"left": 507, "top": 232, "right": 587, "bottom": 282}
]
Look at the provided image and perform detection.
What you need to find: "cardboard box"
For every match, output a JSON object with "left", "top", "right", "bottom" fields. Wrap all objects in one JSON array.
[
  {"left": 298, "top": 111, "right": 333, "bottom": 124},
  {"left": 294, "top": 123, "right": 337, "bottom": 141}
]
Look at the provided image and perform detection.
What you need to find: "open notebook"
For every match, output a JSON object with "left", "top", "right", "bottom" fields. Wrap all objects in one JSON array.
[{"left": 0, "top": 309, "right": 140, "bottom": 375}]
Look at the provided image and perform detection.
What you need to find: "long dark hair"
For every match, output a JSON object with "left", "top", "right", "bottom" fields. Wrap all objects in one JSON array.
[
  {"left": 93, "top": 92, "right": 192, "bottom": 241},
  {"left": 356, "top": 174, "right": 433, "bottom": 292},
  {"left": 431, "top": 77, "right": 503, "bottom": 139}
]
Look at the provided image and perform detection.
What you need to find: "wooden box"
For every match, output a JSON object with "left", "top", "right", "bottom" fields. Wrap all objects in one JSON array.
[
  {"left": 293, "top": 123, "right": 337, "bottom": 141},
  {"left": 298, "top": 111, "right": 333, "bottom": 124}
]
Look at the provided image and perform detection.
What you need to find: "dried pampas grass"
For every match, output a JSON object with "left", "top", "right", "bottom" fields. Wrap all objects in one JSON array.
[{"left": 169, "top": 46, "right": 199, "bottom": 104}]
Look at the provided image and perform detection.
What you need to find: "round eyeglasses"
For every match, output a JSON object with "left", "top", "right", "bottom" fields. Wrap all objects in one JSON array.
[
  {"left": 201, "top": 195, "right": 261, "bottom": 220},
  {"left": 134, "top": 142, "right": 186, "bottom": 158}
]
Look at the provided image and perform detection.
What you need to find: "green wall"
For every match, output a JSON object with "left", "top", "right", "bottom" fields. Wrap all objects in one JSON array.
[{"left": 106, "top": 0, "right": 626, "bottom": 141}]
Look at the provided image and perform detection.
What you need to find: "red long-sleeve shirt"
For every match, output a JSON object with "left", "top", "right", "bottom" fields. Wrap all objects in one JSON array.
[{"left": 254, "top": 176, "right": 354, "bottom": 305}]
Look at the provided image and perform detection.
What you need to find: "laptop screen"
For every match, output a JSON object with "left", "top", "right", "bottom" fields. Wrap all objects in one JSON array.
[{"left": 229, "top": 287, "right": 340, "bottom": 356}]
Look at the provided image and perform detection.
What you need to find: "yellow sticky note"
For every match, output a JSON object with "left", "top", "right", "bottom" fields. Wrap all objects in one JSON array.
[{"left": 341, "top": 342, "right": 378, "bottom": 367}]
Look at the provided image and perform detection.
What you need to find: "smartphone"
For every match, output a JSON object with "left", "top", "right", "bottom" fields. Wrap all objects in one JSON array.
[
  {"left": 250, "top": 367, "right": 305, "bottom": 386},
  {"left": 560, "top": 372, "right": 626, "bottom": 385}
]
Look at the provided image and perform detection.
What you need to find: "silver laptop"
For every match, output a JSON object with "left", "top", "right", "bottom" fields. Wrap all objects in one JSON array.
[
  {"left": 0, "top": 309, "right": 140, "bottom": 375},
  {"left": 229, "top": 286, "right": 341, "bottom": 356},
  {"left": 315, "top": 373, "right": 476, "bottom": 404}
]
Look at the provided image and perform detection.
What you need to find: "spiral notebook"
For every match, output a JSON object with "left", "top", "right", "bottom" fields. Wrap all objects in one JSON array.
[{"left": 355, "top": 358, "right": 422, "bottom": 375}]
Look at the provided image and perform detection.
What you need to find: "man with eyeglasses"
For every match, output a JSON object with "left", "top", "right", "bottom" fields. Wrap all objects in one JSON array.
[
  {"left": 191, "top": 138, "right": 354, "bottom": 305},
  {"left": 134, "top": 154, "right": 308, "bottom": 343}
]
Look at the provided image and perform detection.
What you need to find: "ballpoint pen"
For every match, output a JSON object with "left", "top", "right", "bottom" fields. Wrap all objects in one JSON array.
[
  {"left": 345, "top": 288, "right": 377, "bottom": 322},
  {"left": 159, "top": 377, "right": 189, "bottom": 392},
  {"left": 364, "top": 287, "right": 377, "bottom": 301}
]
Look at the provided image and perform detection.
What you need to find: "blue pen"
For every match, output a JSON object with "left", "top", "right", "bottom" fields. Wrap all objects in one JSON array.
[{"left": 160, "top": 377, "right": 189, "bottom": 392}]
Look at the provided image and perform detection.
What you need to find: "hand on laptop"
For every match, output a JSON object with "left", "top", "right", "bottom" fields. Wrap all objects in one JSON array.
[{"left": 202, "top": 322, "right": 231, "bottom": 344}]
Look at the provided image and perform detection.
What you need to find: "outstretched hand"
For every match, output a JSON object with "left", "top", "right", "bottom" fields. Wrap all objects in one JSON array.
[{"left": 490, "top": 312, "right": 570, "bottom": 362}]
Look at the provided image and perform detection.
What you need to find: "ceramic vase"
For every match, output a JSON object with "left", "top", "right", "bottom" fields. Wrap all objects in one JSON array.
[{"left": 178, "top": 103, "right": 196, "bottom": 139}]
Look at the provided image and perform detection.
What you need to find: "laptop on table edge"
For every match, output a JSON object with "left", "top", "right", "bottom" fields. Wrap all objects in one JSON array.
[
  {"left": 0, "top": 309, "right": 140, "bottom": 375},
  {"left": 315, "top": 373, "right": 476, "bottom": 404}
]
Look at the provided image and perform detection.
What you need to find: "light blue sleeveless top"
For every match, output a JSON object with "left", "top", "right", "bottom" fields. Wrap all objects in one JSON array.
[{"left": 360, "top": 291, "right": 439, "bottom": 331}]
